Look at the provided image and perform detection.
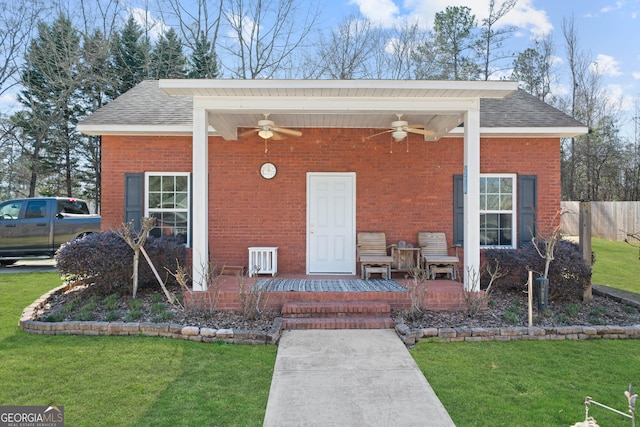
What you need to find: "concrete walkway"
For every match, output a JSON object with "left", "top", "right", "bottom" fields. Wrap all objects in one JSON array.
[{"left": 263, "top": 329, "right": 455, "bottom": 427}]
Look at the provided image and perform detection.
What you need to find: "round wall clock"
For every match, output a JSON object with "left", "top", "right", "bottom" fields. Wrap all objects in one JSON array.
[{"left": 260, "top": 162, "right": 277, "bottom": 179}]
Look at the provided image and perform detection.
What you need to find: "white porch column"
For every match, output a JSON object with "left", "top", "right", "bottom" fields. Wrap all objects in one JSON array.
[
  {"left": 463, "top": 105, "right": 481, "bottom": 291},
  {"left": 192, "top": 105, "right": 209, "bottom": 291}
]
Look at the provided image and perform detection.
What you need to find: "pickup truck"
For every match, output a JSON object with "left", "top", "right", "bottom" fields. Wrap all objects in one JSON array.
[{"left": 0, "top": 197, "right": 101, "bottom": 265}]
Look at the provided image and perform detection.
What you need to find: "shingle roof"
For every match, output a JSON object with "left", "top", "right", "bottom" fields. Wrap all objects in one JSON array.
[
  {"left": 80, "top": 80, "right": 192, "bottom": 127},
  {"left": 480, "top": 89, "right": 584, "bottom": 128},
  {"left": 78, "top": 80, "right": 585, "bottom": 133}
]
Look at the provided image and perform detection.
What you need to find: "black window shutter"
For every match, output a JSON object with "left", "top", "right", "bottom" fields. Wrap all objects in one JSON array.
[
  {"left": 454, "top": 174, "right": 537, "bottom": 248},
  {"left": 124, "top": 173, "right": 144, "bottom": 230},
  {"left": 517, "top": 175, "right": 537, "bottom": 247},
  {"left": 453, "top": 174, "right": 464, "bottom": 246}
]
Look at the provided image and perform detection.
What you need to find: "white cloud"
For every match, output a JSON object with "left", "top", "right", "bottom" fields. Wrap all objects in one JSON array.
[
  {"left": 354, "top": 0, "right": 553, "bottom": 37},
  {"left": 633, "top": 71, "right": 640, "bottom": 79},
  {"left": 224, "top": 12, "right": 259, "bottom": 43},
  {"left": 499, "top": 0, "right": 553, "bottom": 38},
  {"left": 349, "top": 0, "right": 400, "bottom": 27},
  {"left": 601, "top": 1, "right": 625, "bottom": 13},
  {"left": 550, "top": 55, "right": 564, "bottom": 67},
  {"left": 130, "top": 7, "right": 167, "bottom": 40},
  {"left": 605, "top": 84, "right": 635, "bottom": 111},
  {"left": 0, "top": 92, "right": 19, "bottom": 115},
  {"left": 590, "top": 54, "right": 623, "bottom": 77}
]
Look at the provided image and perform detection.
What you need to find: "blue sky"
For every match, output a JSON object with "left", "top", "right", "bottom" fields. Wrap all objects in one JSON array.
[
  {"left": 336, "top": 0, "right": 640, "bottom": 138},
  {"left": 3, "top": 0, "right": 638, "bottom": 139}
]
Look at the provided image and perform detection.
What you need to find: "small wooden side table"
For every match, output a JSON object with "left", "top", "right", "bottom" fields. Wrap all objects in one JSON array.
[{"left": 391, "top": 246, "right": 421, "bottom": 272}]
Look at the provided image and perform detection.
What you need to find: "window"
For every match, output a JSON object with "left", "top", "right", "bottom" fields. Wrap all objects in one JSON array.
[
  {"left": 480, "top": 174, "right": 516, "bottom": 248},
  {"left": 454, "top": 174, "right": 536, "bottom": 248},
  {"left": 25, "top": 200, "right": 46, "bottom": 219},
  {"left": 57, "top": 199, "right": 90, "bottom": 214},
  {"left": 0, "top": 200, "right": 23, "bottom": 220},
  {"left": 145, "top": 173, "right": 190, "bottom": 245}
]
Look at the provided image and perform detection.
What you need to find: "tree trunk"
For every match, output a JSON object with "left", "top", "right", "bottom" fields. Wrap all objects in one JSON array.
[{"left": 132, "top": 249, "right": 139, "bottom": 298}]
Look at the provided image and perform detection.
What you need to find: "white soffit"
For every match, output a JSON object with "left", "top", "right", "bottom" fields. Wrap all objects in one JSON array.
[{"left": 160, "top": 79, "right": 519, "bottom": 141}]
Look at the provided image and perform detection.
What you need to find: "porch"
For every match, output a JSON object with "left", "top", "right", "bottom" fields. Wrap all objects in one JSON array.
[{"left": 184, "top": 273, "right": 471, "bottom": 316}]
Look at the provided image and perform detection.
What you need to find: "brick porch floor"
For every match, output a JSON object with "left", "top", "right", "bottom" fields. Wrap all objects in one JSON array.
[{"left": 184, "top": 274, "right": 471, "bottom": 313}]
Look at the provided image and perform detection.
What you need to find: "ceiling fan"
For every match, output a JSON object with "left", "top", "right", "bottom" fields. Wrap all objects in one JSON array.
[
  {"left": 363, "top": 114, "right": 435, "bottom": 141},
  {"left": 239, "top": 115, "right": 302, "bottom": 140}
]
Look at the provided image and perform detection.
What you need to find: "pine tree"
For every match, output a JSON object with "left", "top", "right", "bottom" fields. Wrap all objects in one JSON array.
[
  {"left": 17, "top": 14, "right": 82, "bottom": 197},
  {"left": 111, "top": 15, "right": 149, "bottom": 94},
  {"left": 188, "top": 31, "right": 219, "bottom": 79},
  {"left": 150, "top": 28, "right": 186, "bottom": 79},
  {"left": 432, "top": 6, "right": 479, "bottom": 80}
]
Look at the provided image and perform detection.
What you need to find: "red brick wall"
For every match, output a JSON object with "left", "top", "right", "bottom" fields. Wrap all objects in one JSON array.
[
  {"left": 101, "top": 136, "right": 193, "bottom": 231},
  {"left": 101, "top": 129, "right": 560, "bottom": 274}
]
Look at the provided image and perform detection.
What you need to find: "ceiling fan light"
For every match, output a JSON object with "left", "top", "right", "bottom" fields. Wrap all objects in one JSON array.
[
  {"left": 258, "top": 129, "right": 273, "bottom": 139},
  {"left": 392, "top": 130, "right": 407, "bottom": 141}
]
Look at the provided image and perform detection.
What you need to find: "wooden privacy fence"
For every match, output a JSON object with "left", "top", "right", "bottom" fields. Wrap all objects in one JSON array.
[{"left": 561, "top": 201, "right": 640, "bottom": 241}]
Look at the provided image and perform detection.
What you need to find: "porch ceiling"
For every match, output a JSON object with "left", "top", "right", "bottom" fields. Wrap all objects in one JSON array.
[{"left": 160, "top": 79, "right": 519, "bottom": 141}]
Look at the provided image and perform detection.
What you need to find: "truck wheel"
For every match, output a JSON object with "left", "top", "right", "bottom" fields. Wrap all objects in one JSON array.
[{"left": 0, "top": 260, "right": 17, "bottom": 266}]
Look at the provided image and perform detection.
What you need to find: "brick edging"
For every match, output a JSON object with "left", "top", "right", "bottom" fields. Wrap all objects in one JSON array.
[
  {"left": 19, "top": 285, "right": 282, "bottom": 345},
  {"left": 394, "top": 322, "right": 640, "bottom": 346},
  {"left": 22, "top": 286, "right": 640, "bottom": 346}
]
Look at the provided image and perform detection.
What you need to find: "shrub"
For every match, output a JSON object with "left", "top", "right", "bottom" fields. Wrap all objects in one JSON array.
[
  {"left": 482, "top": 240, "right": 591, "bottom": 303},
  {"left": 56, "top": 231, "right": 186, "bottom": 295},
  {"left": 126, "top": 309, "right": 143, "bottom": 322},
  {"left": 105, "top": 310, "right": 121, "bottom": 322},
  {"left": 128, "top": 299, "right": 143, "bottom": 310}
]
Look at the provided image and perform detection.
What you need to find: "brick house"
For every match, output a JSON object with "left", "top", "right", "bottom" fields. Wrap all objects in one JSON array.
[{"left": 78, "top": 79, "right": 587, "bottom": 293}]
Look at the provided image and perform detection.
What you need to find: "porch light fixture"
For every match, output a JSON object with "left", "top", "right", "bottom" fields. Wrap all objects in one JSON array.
[
  {"left": 392, "top": 130, "right": 407, "bottom": 141},
  {"left": 258, "top": 129, "right": 274, "bottom": 139}
]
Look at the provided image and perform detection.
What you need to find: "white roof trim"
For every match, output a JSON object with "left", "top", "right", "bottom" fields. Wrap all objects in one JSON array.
[
  {"left": 448, "top": 126, "right": 589, "bottom": 138},
  {"left": 160, "top": 79, "right": 519, "bottom": 100},
  {"left": 78, "top": 123, "right": 587, "bottom": 138},
  {"left": 76, "top": 124, "right": 216, "bottom": 136}
]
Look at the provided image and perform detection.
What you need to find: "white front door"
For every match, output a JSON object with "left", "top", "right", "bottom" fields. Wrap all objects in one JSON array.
[{"left": 307, "top": 173, "right": 356, "bottom": 274}]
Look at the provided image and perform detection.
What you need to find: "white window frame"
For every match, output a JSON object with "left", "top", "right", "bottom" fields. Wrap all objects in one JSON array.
[
  {"left": 480, "top": 173, "right": 517, "bottom": 249},
  {"left": 144, "top": 172, "right": 191, "bottom": 247}
]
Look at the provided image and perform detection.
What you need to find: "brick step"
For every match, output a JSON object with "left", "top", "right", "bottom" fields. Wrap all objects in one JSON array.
[
  {"left": 281, "top": 301, "right": 391, "bottom": 318},
  {"left": 282, "top": 317, "right": 396, "bottom": 330}
]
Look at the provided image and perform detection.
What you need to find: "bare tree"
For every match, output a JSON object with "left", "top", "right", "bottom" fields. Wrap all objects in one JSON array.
[
  {"left": 412, "top": 33, "right": 440, "bottom": 80},
  {"left": 0, "top": 0, "right": 47, "bottom": 97},
  {"left": 477, "top": 0, "right": 517, "bottom": 80},
  {"left": 562, "top": 16, "right": 590, "bottom": 200},
  {"left": 72, "top": 0, "right": 124, "bottom": 39},
  {"left": 381, "top": 20, "right": 426, "bottom": 80},
  {"left": 158, "top": 0, "right": 224, "bottom": 55},
  {"left": 220, "top": 0, "right": 320, "bottom": 79},
  {"left": 308, "top": 15, "right": 378, "bottom": 79},
  {"left": 559, "top": 15, "right": 628, "bottom": 202}
]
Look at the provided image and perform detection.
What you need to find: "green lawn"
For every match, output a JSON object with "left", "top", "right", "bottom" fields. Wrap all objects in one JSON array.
[
  {"left": 413, "top": 339, "right": 640, "bottom": 426},
  {"left": 4, "top": 264, "right": 640, "bottom": 426},
  {"left": 591, "top": 237, "right": 640, "bottom": 292},
  {"left": 0, "top": 273, "right": 276, "bottom": 426},
  {"left": 412, "top": 236, "right": 640, "bottom": 426}
]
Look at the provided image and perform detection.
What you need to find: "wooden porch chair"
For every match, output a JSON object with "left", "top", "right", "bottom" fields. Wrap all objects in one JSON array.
[
  {"left": 356, "top": 232, "right": 393, "bottom": 279},
  {"left": 418, "top": 232, "right": 460, "bottom": 280}
]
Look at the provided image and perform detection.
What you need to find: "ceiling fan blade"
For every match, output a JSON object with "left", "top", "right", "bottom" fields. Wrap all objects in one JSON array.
[
  {"left": 272, "top": 126, "right": 302, "bottom": 137},
  {"left": 363, "top": 129, "right": 392, "bottom": 140},
  {"left": 239, "top": 128, "right": 258, "bottom": 137},
  {"left": 407, "top": 124, "right": 425, "bottom": 129},
  {"left": 405, "top": 127, "right": 435, "bottom": 136},
  {"left": 271, "top": 131, "right": 284, "bottom": 140}
]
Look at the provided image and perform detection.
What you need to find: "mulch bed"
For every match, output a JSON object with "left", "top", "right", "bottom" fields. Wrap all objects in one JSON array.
[{"left": 35, "top": 282, "right": 640, "bottom": 334}]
